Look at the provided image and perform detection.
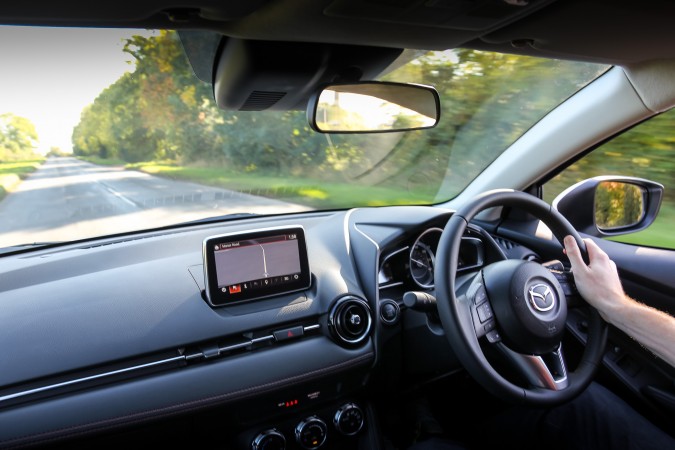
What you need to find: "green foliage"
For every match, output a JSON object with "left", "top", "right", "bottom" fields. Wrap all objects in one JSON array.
[
  {"left": 122, "top": 161, "right": 430, "bottom": 209},
  {"left": 73, "top": 31, "right": 210, "bottom": 162},
  {"left": 546, "top": 110, "right": 675, "bottom": 202},
  {"left": 594, "top": 181, "right": 644, "bottom": 229},
  {"left": 608, "top": 203, "right": 675, "bottom": 248},
  {"left": 545, "top": 108, "right": 675, "bottom": 249},
  {"left": 0, "top": 113, "right": 40, "bottom": 161},
  {"left": 0, "top": 159, "right": 44, "bottom": 200},
  {"left": 56, "top": 30, "right": 675, "bottom": 246},
  {"left": 378, "top": 50, "right": 606, "bottom": 199},
  {"left": 71, "top": 31, "right": 341, "bottom": 173},
  {"left": 46, "top": 146, "right": 69, "bottom": 157},
  {"left": 72, "top": 33, "right": 606, "bottom": 209}
]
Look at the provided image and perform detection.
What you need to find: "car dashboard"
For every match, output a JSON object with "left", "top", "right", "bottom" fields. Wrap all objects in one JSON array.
[{"left": 0, "top": 205, "right": 510, "bottom": 449}]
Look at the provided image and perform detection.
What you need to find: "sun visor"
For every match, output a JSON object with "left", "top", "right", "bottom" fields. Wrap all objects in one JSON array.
[{"left": 213, "top": 38, "right": 402, "bottom": 111}]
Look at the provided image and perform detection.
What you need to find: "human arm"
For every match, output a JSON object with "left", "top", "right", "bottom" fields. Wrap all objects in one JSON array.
[{"left": 563, "top": 235, "right": 675, "bottom": 368}]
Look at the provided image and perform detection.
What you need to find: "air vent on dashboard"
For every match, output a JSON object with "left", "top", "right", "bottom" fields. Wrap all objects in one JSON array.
[
  {"left": 492, "top": 235, "right": 540, "bottom": 262},
  {"left": 0, "top": 321, "right": 322, "bottom": 409},
  {"left": 328, "top": 296, "right": 372, "bottom": 346},
  {"left": 239, "top": 91, "right": 286, "bottom": 111},
  {"left": 493, "top": 236, "right": 515, "bottom": 250}
]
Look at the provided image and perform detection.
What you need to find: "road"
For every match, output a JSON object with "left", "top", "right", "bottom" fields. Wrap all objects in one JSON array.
[{"left": 0, "top": 157, "right": 310, "bottom": 248}]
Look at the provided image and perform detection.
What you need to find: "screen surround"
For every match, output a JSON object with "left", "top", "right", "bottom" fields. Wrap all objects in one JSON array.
[{"left": 203, "top": 226, "right": 311, "bottom": 306}]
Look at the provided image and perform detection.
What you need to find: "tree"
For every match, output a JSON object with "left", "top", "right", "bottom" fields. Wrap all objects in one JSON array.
[
  {"left": 71, "top": 32, "right": 610, "bottom": 200},
  {"left": 0, "top": 113, "right": 39, "bottom": 160}
]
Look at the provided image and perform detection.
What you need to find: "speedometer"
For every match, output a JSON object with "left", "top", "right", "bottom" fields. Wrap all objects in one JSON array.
[{"left": 409, "top": 228, "right": 442, "bottom": 289}]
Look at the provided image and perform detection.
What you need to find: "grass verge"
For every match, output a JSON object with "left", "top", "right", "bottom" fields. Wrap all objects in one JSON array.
[
  {"left": 81, "top": 158, "right": 675, "bottom": 249},
  {"left": 124, "top": 161, "right": 433, "bottom": 209},
  {"left": 0, "top": 159, "right": 44, "bottom": 201},
  {"left": 610, "top": 203, "right": 675, "bottom": 249}
]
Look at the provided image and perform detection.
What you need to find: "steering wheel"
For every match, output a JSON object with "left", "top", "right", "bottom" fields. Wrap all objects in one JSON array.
[{"left": 435, "top": 190, "right": 608, "bottom": 406}]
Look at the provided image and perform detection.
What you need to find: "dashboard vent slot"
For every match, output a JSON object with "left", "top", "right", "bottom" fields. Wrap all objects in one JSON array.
[
  {"left": 492, "top": 234, "right": 540, "bottom": 262},
  {"left": 239, "top": 91, "right": 286, "bottom": 111},
  {"left": 328, "top": 296, "right": 372, "bottom": 346},
  {"left": 0, "top": 322, "right": 321, "bottom": 409},
  {"left": 493, "top": 236, "right": 515, "bottom": 250}
]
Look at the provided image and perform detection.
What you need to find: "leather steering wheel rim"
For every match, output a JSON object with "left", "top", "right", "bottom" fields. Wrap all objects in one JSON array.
[{"left": 435, "top": 189, "right": 608, "bottom": 406}]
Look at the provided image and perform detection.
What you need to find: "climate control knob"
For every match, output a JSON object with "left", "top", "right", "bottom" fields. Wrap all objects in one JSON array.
[
  {"left": 251, "top": 428, "right": 286, "bottom": 450},
  {"left": 295, "top": 416, "right": 328, "bottom": 449},
  {"left": 333, "top": 403, "right": 365, "bottom": 436}
]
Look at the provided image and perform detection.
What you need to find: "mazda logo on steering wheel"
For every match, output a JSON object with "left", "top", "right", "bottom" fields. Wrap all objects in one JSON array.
[{"left": 528, "top": 283, "right": 555, "bottom": 312}]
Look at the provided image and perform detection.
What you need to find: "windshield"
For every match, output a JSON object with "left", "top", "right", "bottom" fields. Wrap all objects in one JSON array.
[{"left": 0, "top": 27, "right": 608, "bottom": 248}]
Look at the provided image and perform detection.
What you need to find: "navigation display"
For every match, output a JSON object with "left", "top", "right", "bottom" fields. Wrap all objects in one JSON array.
[{"left": 203, "top": 226, "right": 311, "bottom": 306}]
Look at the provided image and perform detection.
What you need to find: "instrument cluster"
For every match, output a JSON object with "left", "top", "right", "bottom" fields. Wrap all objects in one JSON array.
[{"left": 378, "top": 227, "right": 486, "bottom": 291}]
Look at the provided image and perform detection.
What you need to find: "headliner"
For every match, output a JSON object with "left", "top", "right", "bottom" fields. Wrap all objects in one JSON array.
[{"left": 1, "top": 0, "right": 674, "bottom": 65}]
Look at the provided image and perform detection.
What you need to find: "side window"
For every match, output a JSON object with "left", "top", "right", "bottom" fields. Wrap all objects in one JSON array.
[{"left": 544, "top": 108, "right": 675, "bottom": 249}]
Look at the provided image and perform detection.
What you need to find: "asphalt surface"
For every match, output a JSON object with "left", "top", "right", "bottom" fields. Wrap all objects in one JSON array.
[{"left": 0, "top": 157, "right": 310, "bottom": 248}]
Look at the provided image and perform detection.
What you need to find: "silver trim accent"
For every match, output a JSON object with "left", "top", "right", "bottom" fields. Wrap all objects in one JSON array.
[
  {"left": 353, "top": 223, "right": 381, "bottom": 305},
  {"left": 381, "top": 245, "right": 410, "bottom": 264},
  {"left": 333, "top": 402, "right": 365, "bottom": 436},
  {"left": 1, "top": 324, "right": 321, "bottom": 406},
  {"left": 295, "top": 416, "right": 328, "bottom": 449},
  {"left": 185, "top": 352, "right": 204, "bottom": 361},
  {"left": 497, "top": 343, "right": 569, "bottom": 390},
  {"left": 251, "top": 335, "right": 275, "bottom": 344},
  {"left": 344, "top": 209, "right": 356, "bottom": 255},
  {"left": 379, "top": 247, "right": 408, "bottom": 289},
  {"left": 220, "top": 341, "right": 252, "bottom": 353},
  {"left": 459, "top": 236, "right": 485, "bottom": 270},
  {"left": 410, "top": 228, "right": 443, "bottom": 289},
  {"left": 252, "top": 428, "right": 286, "bottom": 450},
  {"left": 379, "top": 281, "right": 404, "bottom": 289},
  {"left": 329, "top": 297, "right": 373, "bottom": 345},
  {"left": 0, "top": 355, "right": 186, "bottom": 404}
]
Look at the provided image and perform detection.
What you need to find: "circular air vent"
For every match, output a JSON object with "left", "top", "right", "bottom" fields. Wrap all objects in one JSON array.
[{"left": 328, "top": 296, "right": 372, "bottom": 346}]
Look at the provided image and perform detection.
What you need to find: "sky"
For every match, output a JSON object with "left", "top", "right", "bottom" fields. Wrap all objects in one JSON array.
[{"left": 0, "top": 26, "right": 149, "bottom": 154}]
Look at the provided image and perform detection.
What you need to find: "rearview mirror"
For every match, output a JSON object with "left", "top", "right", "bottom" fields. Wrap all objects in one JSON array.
[
  {"left": 307, "top": 82, "right": 440, "bottom": 133},
  {"left": 553, "top": 176, "right": 663, "bottom": 237},
  {"left": 594, "top": 181, "right": 645, "bottom": 230}
]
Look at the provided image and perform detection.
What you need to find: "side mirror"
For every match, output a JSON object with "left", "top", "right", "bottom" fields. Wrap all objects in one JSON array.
[
  {"left": 307, "top": 81, "right": 440, "bottom": 133},
  {"left": 552, "top": 176, "right": 663, "bottom": 237}
]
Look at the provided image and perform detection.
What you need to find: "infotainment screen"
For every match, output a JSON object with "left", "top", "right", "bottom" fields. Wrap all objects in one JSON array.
[{"left": 203, "top": 226, "right": 311, "bottom": 306}]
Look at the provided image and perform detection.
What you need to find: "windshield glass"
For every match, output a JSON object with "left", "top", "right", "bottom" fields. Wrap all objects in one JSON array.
[{"left": 0, "top": 27, "right": 608, "bottom": 248}]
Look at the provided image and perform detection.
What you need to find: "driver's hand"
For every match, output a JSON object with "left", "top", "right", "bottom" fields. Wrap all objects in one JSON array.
[{"left": 563, "top": 236, "right": 627, "bottom": 320}]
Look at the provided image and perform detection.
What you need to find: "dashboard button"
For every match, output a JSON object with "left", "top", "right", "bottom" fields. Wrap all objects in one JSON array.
[
  {"left": 380, "top": 299, "right": 400, "bottom": 325},
  {"left": 273, "top": 326, "right": 304, "bottom": 342}
]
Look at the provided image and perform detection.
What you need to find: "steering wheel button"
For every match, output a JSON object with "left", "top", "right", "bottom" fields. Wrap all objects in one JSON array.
[
  {"left": 477, "top": 303, "right": 494, "bottom": 323},
  {"left": 475, "top": 287, "right": 487, "bottom": 305},
  {"left": 486, "top": 329, "right": 501, "bottom": 343}
]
